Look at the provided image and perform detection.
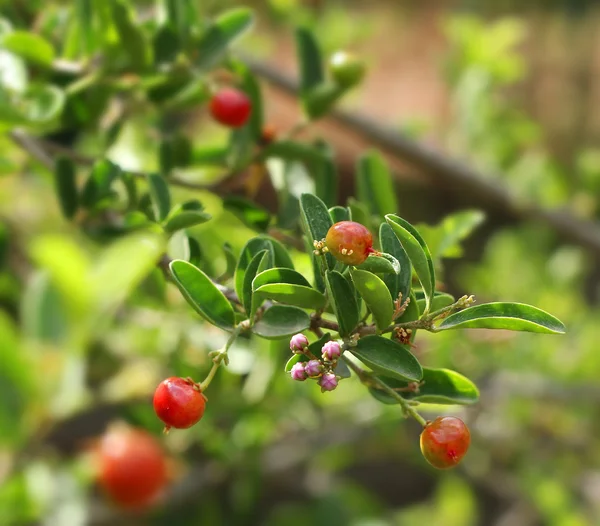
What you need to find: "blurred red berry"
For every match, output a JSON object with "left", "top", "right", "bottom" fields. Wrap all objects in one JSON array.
[
  {"left": 325, "top": 221, "right": 373, "bottom": 265},
  {"left": 209, "top": 87, "right": 251, "bottom": 128},
  {"left": 420, "top": 416, "right": 470, "bottom": 469},
  {"left": 97, "top": 426, "right": 167, "bottom": 509},
  {"left": 153, "top": 377, "right": 206, "bottom": 430}
]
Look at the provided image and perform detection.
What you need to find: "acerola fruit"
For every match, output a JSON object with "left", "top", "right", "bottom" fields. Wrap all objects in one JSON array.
[
  {"left": 153, "top": 377, "right": 206, "bottom": 430},
  {"left": 209, "top": 87, "right": 251, "bottom": 128},
  {"left": 329, "top": 51, "right": 366, "bottom": 88},
  {"left": 420, "top": 416, "right": 470, "bottom": 469},
  {"left": 325, "top": 221, "right": 373, "bottom": 265},
  {"left": 97, "top": 426, "right": 167, "bottom": 509}
]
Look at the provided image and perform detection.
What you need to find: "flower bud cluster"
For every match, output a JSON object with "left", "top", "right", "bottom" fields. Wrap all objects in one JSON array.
[{"left": 287, "top": 334, "right": 343, "bottom": 392}]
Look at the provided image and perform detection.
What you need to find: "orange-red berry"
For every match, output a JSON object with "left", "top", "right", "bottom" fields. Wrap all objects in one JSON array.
[
  {"left": 325, "top": 221, "right": 373, "bottom": 265},
  {"left": 420, "top": 416, "right": 470, "bottom": 469},
  {"left": 209, "top": 87, "right": 251, "bottom": 128},
  {"left": 96, "top": 426, "right": 167, "bottom": 509},
  {"left": 153, "top": 377, "right": 206, "bottom": 430}
]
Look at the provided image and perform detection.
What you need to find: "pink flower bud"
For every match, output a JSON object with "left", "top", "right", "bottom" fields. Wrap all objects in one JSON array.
[
  {"left": 290, "top": 362, "right": 308, "bottom": 381},
  {"left": 321, "top": 340, "right": 341, "bottom": 361},
  {"left": 290, "top": 333, "right": 309, "bottom": 353},
  {"left": 319, "top": 372, "right": 338, "bottom": 392},
  {"left": 304, "top": 360, "right": 323, "bottom": 378}
]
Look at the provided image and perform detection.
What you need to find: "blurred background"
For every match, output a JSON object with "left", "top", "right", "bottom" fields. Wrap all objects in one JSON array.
[{"left": 2, "top": 0, "right": 600, "bottom": 525}]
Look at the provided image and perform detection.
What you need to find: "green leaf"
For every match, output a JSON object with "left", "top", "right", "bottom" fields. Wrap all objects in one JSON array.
[
  {"left": 222, "top": 243, "right": 237, "bottom": 280},
  {"left": 253, "top": 305, "right": 310, "bottom": 339},
  {"left": 351, "top": 269, "right": 394, "bottom": 332},
  {"left": 329, "top": 206, "right": 350, "bottom": 224},
  {"left": 53, "top": 157, "right": 78, "bottom": 220},
  {"left": 333, "top": 357, "right": 351, "bottom": 379},
  {"left": 347, "top": 197, "right": 371, "bottom": 230},
  {"left": 314, "top": 143, "right": 338, "bottom": 207},
  {"left": 253, "top": 268, "right": 311, "bottom": 289},
  {"left": 2, "top": 31, "right": 55, "bottom": 67},
  {"left": 303, "top": 82, "right": 345, "bottom": 120},
  {"left": 355, "top": 254, "right": 400, "bottom": 275},
  {"left": 231, "top": 60, "right": 263, "bottom": 142},
  {"left": 307, "top": 332, "right": 331, "bottom": 357},
  {"left": 191, "top": 144, "right": 228, "bottom": 166},
  {"left": 385, "top": 214, "right": 435, "bottom": 314},
  {"left": 19, "top": 84, "right": 65, "bottom": 123},
  {"left": 300, "top": 193, "right": 335, "bottom": 269},
  {"left": 436, "top": 302, "right": 566, "bottom": 334},
  {"left": 417, "top": 210, "right": 485, "bottom": 260},
  {"left": 325, "top": 270, "right": 359, "bottom": 337},
  {"left": 223, "top": 196, "right": 270, "bottom": 231},
  {"left": 265, "top": 235, "right": 295, "bottom": 269},
  {"left": 285, "top": 353, "right": 308, "bottom": 372},
  {"left": 369, "top": 368, "right": 479, "bottom": 406},
  {"left": 194, "top": 7, "right": 254, "bottom": 71},
  {"left": 295, "top": 27, "right": 324, "bottom": 96},
  {"left": 357, "top": 150, "right": 398, "bottom": 217},
  {"left": 242, "top": 250, "right": 269, "bottom": 317},
  {"left": 147, "top": 173, "right": 171, "bottom": 221},
  {"left": 153, "top": 25, "right": 180, "bottom": 64},
  {"left": 351, "top": 336, "right": 422, "bottom": 382},
  {"left": 235, "top": 238, "right": 272, "bottom": 300},
  {"left": 81, "top": 159, "right": 121, "bottom": 208},
  {"left": 110, "top": 0, "right": 150, "bottom": 71},
  {"left": 416, "top": 292, "right": 454, "bottom": 313},
  {"left": 254, "top": 283, "right": 326, "bottom": 310},
  {"left": 379, "top": 223, "right": 411, "bottom": 302},
  {"left": 170, "top": 260, "right": 235, "bottom": 330},
  {"left": 163, "top": 210, "right": 211, "bottom": 233},
  {"left": 259, "top": 141, "right": 327, "bottom": 164}
]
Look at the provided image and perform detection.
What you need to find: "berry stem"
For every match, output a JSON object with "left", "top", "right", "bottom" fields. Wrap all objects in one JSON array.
[
  {"left": 342, "top": 354, "right": 428, "bottom": 428},
  {"left": 199, "top": 322, "right": 246, "bottom": 392}
]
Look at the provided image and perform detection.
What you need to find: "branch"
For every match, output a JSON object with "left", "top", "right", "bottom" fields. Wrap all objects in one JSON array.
[{"left": 245, "top": 56, "right": 600, "bottom": 259}]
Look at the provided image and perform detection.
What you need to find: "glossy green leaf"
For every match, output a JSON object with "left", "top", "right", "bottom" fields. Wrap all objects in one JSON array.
[
  {"left": 147, "top": 173, "right": 171, "bottom": 221},
  {"left": 170, "top": 260, "right": 235, "bottom": 330},
  {"left": 386, "top": 214, "right": 435, "bottom": 314},
  {"left": 53, "top": 157, "right": 78, "bottom": 220},
  {"left": 356, "top": 150, "right": 398, "bottom": 217},
  {"left": 300, "top": 193, "right": 335, "bottom": 269},
  {"left": 303, "top": 81, "right": 345, "bottom": 120},
  {"left": 333, "top": 357, "right": 351, "bottom": 379},
  {"left": 329, "top": 206, "right": 350, "bottom": 224},
  {"left": 191, "top": 144, "right": 228, "bottom": 166},
  {"left": 436, "top": 302, "right": 566, "bottom": 334},
  {"left": 163, "top": 210, "right": 211, "bottom": 233},
  {"left": 347, "top": 198, "right": 371, "bottom": 230},
  {"left": 351, "top": 269, "right": 394, "bottom": 332},
  {"left": 234, "top": 237, "right": 277, "bottom": 300},
  {"left": 253, "top": 305, "right": 311, "bottom": 339},
  {"left": 295, "top": 27, "right": 324, "bottom": 96},
  {"left": 379, "top": 223, "right": 411, "bottom": 302},
  {"left": 416, "top": 292, "right": 455, "bottom": 313},
  {"left": 266, "top": 235, "right": 295, "bottom": 269},
  {"left": 254, "top": 283, "right": 326, "bottom": 310},
  {"left": 307, "top": 332, "right": 331, "bottom": 357},
  {"left": 285, "top": 353, "right": 308, "bottom": 372},
  {"left": 242, "top": 250, "right": 269, "bottom": 317},
  {"left": 369, "top": 368, "right": 479, "bottom": 406},
  {"left": 81, "top": 159, "right": 121, "bottom": 208},
  {"left": 355, "top": 254, "right": 400, "bottom": 275},
  {"left": 194, "top": 7, "right": 254, "bottom": 71},
  {"left": 110, "top": 0, "right": 150, "bottom": 71},
  {"left": 223, "top": 196, "right": 270, "bottom": 231},
  {"left": 350, "top": 336, "right": 422, "bottom": 382},
  {"left": 325, "top": 270, "right": 359, "bottom": 337},
  {"left": 2, "top": 31, "right": 55, "bottom": 67},
  {"left": 253, "top": 268, "right": 311, "bottom": 289},
  {"left": 222, "top": 243, "right": 237, "bottom": 280}
]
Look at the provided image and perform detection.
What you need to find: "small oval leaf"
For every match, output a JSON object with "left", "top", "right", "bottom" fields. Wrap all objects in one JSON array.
[
  {"left": 163, "top": 210, "right": 211, "bottom": 233},
  {"left": 300, "top": 193, "right": 335, "bottom": 269},
  {"left": 53, "top": 157, "right": 78, "bottom": 220},
  {"left": 147, "top": 173, "right": 171, "bottom": 221},
  {"left": 355, "top": 254, "right": 400, "bottom": 275},
  {"left": 242, "top": 250, "right": 269, "bottom": 316},
  {"left": 385, "top": 214, "right": 435, "bottom": 314},
  {"left": 436, "top": 302, "right": 566, "bottom": 334},
  {"left": 253, "top": 305, "right": 311, "bottom": 339},
  {"left": 325, "top": 270, "right": 359, "bottom": 337},
  {"left": 350, "top": 335, "right": 422, "bottom": 382},
  {"left": 170, "top": 260, "right": 235, "bottom": 330},
  {"left": 379, "top": 222, "right": 411, "bottom": 302},
  {"left": 351, "top": 269, "right": 394, "bottom": 332},
  {"left": 254, "top": 283, "right": 326, "bottom": 310},
  {"left": 329, "top": 206, "right": 350, "bottom": 224},
  {"left": 369, "top": 368, "right": 479, "bottom": 405},
  {"left": 252, "top": 268, "right": 311, "bottom": 290},
  {"left": 356, "top": 150, "right": 398, "bottom": 218}
]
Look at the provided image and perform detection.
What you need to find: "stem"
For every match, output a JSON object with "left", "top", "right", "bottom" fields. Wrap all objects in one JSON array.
[
  {"left": 199, "top": 322, "right": 246, "bottom": 392},
  {"left": 342, "top": 354, "right": 428, "bottom": 428}
]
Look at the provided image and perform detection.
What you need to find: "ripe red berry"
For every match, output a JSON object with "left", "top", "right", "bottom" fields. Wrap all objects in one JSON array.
[
  {"left": 153, "top": 377, "right": 206, "bottom": 430},
  {"left": 420, "top": 416, "right": 471, "bottom": 469},
  {"left": 325, "top": 221, "right": 373, "bottom": 265},
  {"left": 96, "top": 426, "right": 167, "bottom": 509},
  {"left": 209, "top": 87, "right": 251, "bottom": 128}
]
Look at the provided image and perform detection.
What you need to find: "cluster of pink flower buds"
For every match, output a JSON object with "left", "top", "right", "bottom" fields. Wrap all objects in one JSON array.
[{"left": 287, "top": 334, "right": 342, "bottom": 392}]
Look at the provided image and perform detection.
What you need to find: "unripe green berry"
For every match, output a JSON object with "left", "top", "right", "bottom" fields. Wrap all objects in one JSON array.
[{"left": 329, "top": 51, "right": 366, "bottom": 88}]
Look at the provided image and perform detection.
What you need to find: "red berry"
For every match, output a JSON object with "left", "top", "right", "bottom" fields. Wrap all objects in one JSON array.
[
  {"left": 97, "top": 426, "right": 167, "bottom": 509},
  {"left": 325, "top": 221, "right": 373, "bottom": 265},
  {"left": 209, "top": 87, "right": 251, "bottom": 128},
  {"left": 153, "top": 377, "right": 206, "bottom": 430},
  {"left": 420, "top": 416, "right": 470, "bottom": 469}
]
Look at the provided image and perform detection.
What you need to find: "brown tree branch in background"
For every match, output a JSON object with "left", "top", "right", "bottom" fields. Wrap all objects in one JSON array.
[{"left": 244, "top": 56, "right": 600, "bottom": 259}]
